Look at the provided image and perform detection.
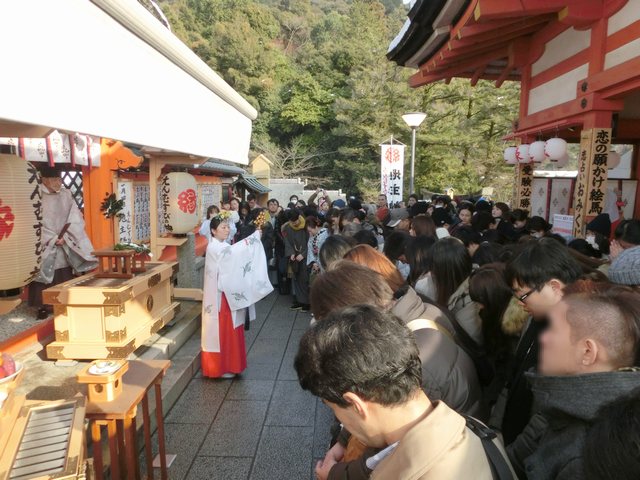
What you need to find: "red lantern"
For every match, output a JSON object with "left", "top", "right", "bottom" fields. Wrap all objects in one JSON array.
[{"left": 0, "top": 153, "right": 42, "bottom": 290}]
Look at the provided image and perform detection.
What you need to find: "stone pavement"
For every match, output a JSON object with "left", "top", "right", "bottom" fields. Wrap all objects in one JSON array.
[{"left": 154, "top": 291, "right": 334, "bottom": 480}]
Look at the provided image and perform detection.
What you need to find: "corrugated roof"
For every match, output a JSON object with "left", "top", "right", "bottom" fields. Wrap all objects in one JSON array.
[
  {"left": 233, "top": 174, "right": 271, "bottom": 194},
  {"left": 198, "top": 158, "right": 246, "bottom": 175}
]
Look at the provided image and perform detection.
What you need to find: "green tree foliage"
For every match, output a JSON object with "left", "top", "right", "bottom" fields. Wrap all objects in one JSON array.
[{"left": 160, "top": 0, "right": 520, "bottom": 200}]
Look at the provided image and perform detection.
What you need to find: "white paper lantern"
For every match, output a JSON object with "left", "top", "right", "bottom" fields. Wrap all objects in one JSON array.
[
  {"left": 529, "top": 141, "right": 546, "bottom": 163},
  {"left": 0, "top": 154, "right": 43, "bottom": 290},
  {"left": 160, "top": 172, "right": 199, "bottom": 234},
  {"left": 544, "top": 138, "right": 567, "bottom": 160},
  {"left": 608, "top": 150, "right": 621, "bottom": 169},
  {"left": 504, "top": 147, "right": 517, "bottom": 164},
  {"left": 516, "top": 144, "right": 530, "bottom": 163}
]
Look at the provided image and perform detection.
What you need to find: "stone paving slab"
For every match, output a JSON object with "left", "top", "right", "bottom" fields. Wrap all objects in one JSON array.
[
  {"left": 250, "top": 426, "right": 314, "bottom": 480},
  {"left": 199, "top": 400, "right": 269, "bottom": 457},
  {"left": 155, "top": 290, "right": 335, "bottom": 480}
]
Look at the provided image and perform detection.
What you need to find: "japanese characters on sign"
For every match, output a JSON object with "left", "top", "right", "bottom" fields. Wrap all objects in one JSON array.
[
  {"left": 134, "top": 184, "right": 151, "bottom": 241},
  {"left": 380, "top": 144, "right": 405, "bottom": 205},
  {"left": 517, "top": 163, "right": 534, "bottom": 211},
  {"left": 572, "top": 129, "right": 593, "bottom": 237},
  {"left": 117, "top": 181, "right": 133, "bottom": 243},
  {"left": 160, "top": 174, "right": 172, "bottom": 232},
  {"left": 586, "top": 128, "right": 611, "bottom": 217}
]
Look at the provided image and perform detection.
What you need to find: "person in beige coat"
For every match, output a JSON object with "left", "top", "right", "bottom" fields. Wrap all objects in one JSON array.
[{"left": 295, "top": 304, "right": 512, "bottom": 480}]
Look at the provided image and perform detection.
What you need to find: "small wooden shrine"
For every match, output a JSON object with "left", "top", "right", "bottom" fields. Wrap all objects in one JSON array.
[{"left": 44, "top": 262, "right": 179, "bottom": 360}]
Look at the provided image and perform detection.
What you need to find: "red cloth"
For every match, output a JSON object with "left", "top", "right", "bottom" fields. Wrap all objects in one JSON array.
[
  {"left": 376, "top": 207, "right": 389, "bottom": 222},
  {"left": 201, "top": 294, "right": 247, "bottom": 378}
]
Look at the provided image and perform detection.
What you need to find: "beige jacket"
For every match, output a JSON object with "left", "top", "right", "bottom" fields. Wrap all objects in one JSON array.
[
  {"left": 372, "top": 401, "right": 495, "bottom": 480},
  {"left": 448, "top": 277, "right": 483, "bottom": 346}
]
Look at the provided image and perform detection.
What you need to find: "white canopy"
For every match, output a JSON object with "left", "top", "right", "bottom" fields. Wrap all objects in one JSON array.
[{"left": 0, "top": 0, "right": 257, "bottom": 165}]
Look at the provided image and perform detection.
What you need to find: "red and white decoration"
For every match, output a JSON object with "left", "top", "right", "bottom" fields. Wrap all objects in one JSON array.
[
  {"left": 0, "top": 131, "right": 101, "bottom": 167},
  {"left": 529, "top": 141, "right": 546, "bottom": 163},
  {"left": 516, "top": 144, "right": 530, "bottom": 163},
  {"left": 504, "top": 146, "right": 518, "bottom": 164},
  {"left": 0, "top": 154, "right": 42, "bottom": 290},
  {"left": 160, "top": 172, "right": 199, "bottom": 234},
  {"left": 544, "top": 138, "right": 568, "bottom": 161},
  {"left": 380, "top": 144, "right": 405, "bottom": 205}
]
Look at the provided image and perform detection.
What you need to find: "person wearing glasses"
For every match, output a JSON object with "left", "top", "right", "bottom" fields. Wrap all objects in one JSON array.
[{"left": 494, "top": 238, "right": 583, "bottom": 446}]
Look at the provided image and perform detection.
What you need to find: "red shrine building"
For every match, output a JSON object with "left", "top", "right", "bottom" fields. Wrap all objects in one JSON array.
[{"left": 389, "top": 0, "right": 640, "bottom": 235}]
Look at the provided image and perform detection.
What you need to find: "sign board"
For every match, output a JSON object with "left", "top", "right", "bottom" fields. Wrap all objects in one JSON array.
[
  {"left": 573, "top": 129, "right": 594, "bottom": 237},
  {"left": 586, "top": 128, "right": 611, "bottom": 216},
  {"left": 116, "top": 181, "right": 133, "bottom": 243},
  {"left": 380, "top": 144, "right": 405, "bottom": 205},
  {"left": 552, "top": 214, "right": 574, "bottom": 238},
  {"left": 516, "top": 163, "right": 534, "bottom": 210}
]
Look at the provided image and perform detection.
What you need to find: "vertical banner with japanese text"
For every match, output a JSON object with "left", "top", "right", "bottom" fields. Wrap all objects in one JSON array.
[
  {"left": 116, "top": 181, "right": 133, "bottom": 243},
  {"left": 586, "top": 128, "right": 611, "bottom": 217},
  {"left": 381, "top": 144, "right": 405, "bottom": 205},
  {"left": 516, "top": 163, "right": 533, "bottom": 211},
  {"left": 573, "top": 129, "right": 593, "bottom": 237}
]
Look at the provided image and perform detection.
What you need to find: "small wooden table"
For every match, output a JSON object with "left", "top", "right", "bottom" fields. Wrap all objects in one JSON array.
[
  {"left": 85, "top": 360, "right": 171, "bottom": 480},
  {"left": 93, "top": 248, "right": 147, "bottom": 279}
]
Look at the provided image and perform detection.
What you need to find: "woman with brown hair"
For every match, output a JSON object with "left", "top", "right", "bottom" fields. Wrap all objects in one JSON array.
[
  {"left": 342, "top": 244, "right": 405, "bottom": 293},
  {"left": 409, "top": 215, "right": 437, "bottom": 239},
  {"left": 310, "top": 261, "right": 483, "bottom": 419}
]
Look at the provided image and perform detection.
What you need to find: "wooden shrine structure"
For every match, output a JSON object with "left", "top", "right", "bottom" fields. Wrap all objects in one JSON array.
[{"left": 389, "top": 0, "right": 640, "bottom": 234}]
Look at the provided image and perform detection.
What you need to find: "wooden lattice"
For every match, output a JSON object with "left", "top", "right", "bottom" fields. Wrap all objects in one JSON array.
[{"left": 60, "top": 170, "right": 84, "bottom": 211}]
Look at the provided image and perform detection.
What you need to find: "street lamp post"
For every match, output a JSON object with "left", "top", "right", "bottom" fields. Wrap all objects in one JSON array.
[{"left": 402, "top": 112, "right": 427, "bottom": 195}]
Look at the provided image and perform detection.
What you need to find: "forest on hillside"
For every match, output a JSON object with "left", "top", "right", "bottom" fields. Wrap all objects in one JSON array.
[{"left": 159, "top": 0, "right": 521, "bottom": 200}]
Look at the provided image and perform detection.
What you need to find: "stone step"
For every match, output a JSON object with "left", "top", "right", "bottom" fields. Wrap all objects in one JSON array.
[{"left": 129, "top": 300, "right": 201, "bottom": 362}]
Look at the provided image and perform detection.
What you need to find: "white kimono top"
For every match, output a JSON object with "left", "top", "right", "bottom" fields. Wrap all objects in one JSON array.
[{"left": 201, "top": 231, "right": 273, "bottom": 353}]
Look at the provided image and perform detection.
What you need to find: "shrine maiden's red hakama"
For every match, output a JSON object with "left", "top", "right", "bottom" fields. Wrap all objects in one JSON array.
[
  {"left": 201, "top": 294, "right": 246, "bottom": 377},
  {"left": 201, "top": 231, "right": 272, "bottom": 378}
]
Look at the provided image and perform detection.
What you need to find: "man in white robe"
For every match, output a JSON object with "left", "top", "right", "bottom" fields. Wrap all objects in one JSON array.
[{"left": 28, "top": 168, "right": 97, "bottom": 318}]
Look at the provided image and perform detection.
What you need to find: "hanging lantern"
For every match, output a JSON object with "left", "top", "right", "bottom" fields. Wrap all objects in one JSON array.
[
  {"left": 160, "top": 172, "right": 198, "bottom": 234},
  {"left": 516, "top": 144, "right": 530, "bottom": 164},
  {"left": 608, "top": 150, "right": 621, "bottom": 169},
  {"left": 544, "top": 138, "right": 567, "bottom": 160},
  {"left": 529, "top": 141, "right": 546, "bottom": 163},
  {"left": 504, "top": 147, "right": 517, "bottom": 164},
  {"left": 0, "top": 152, "right": 43, "bottom": 291}
]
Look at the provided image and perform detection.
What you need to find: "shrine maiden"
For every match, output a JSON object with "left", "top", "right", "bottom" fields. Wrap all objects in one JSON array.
[{"left": 201, "top": 212, "right": 273, "bottom": 378}]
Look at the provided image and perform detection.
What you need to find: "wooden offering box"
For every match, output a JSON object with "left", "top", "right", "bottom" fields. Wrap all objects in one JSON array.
[
  {"left": 77, "top": 360, "right": 129, "bottom": 403},
  {"left": 45, "top": 262, "right": 180, "bottom": 360}
]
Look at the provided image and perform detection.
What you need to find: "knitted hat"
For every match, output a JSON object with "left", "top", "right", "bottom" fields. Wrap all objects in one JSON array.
[
  {"left": 586, "top": 213, "right": 611, "bottom": 238},
  {"left": 609, "top": 245, "right": 640, "bottom": 286},
  {"left": 431, "top": 208, "right": 451, "bottom": 227},
  {"left": 332, "top": 199, "right": 346, "bottom": 209}
]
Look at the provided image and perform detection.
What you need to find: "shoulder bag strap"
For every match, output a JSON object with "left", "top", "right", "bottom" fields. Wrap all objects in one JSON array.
[{"left": 463, "top": 415, "right": 515, "bottom": 480}]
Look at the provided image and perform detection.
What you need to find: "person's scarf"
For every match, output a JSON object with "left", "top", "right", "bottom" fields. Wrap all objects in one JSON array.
[{"left": 290, "top": 216, "right": 306, "bottom": 231}]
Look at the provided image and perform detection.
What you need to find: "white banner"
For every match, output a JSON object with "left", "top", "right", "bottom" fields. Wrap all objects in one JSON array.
[{"left": 381, "top": 144, "right": 405, "bottom": 205}]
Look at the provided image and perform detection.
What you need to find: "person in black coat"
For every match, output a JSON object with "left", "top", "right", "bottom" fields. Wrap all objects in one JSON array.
[{"left": 497, "top": 238, "right": 583, "bottom": 445}]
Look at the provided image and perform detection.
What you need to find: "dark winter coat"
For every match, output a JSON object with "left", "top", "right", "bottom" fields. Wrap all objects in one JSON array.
[
  {"left": 501, "top": 318, "right": 546, "bottom": 445},
  {"left": 507, "top": 369, "right": 640, "bottom": 480},
  {"left": 391, "top": 287, "right": 486, "bottom": 419}
]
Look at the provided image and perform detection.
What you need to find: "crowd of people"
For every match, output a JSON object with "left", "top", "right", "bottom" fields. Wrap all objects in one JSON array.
[{"left": 200, "top": 189, "right": 640, "bottom": 479}]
